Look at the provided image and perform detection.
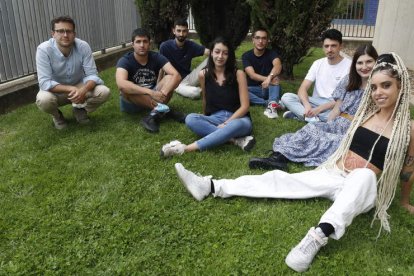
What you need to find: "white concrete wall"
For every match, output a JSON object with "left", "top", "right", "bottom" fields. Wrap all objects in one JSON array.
[{"left": 373, "top": 0, "right": 414, "bottom": 69}]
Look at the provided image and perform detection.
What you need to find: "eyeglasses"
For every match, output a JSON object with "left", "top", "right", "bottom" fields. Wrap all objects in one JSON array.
[
  {"left": 254, "top": 36, "right": 268, "bottom": 41},
  {"left": 54, "top": 29, "right": 74, "bottom": 35}
]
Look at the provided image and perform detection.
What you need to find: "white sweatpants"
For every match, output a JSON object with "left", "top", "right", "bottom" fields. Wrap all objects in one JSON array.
[
  {"left": 213, "top": 167, "right": 377, "bottom": 240},
  {"left": 175, "top": 58, "right": 208, "bottom": 99}
]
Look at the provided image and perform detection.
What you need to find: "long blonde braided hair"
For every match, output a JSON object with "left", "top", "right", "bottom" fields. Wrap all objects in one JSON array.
[{"left": 321, "top": 52, "right": 411, "bottom": 235}]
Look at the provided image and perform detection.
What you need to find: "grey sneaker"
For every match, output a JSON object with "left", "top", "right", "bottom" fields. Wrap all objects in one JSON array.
[
  {"left": 161, "top": 140, "right": 186, "bottom": 157},
  {"left": 285, "top": 227, "right": 328, "bottom": 272},
  {"left": 283, "top": 111, "right": 300, "bottom": 120},
  {"left": 175, "top": 163, "right": 212, "bottom": 201},
  {"left": 233, "top": 136, "right": 256, "bottom": 151},
  {"left": 52, "top": 109, "right": 67, "bottom": 129},
  {"left": 141, "top": 111, "right": 161, "bottom": 133},
  {"left": 73, "top": 107, "right": 90, "bottom": 124}
]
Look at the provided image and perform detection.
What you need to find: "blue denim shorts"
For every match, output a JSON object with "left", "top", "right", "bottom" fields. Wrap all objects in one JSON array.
[{"left": 119, "top": 95, "right": 144, "bottom": 113}]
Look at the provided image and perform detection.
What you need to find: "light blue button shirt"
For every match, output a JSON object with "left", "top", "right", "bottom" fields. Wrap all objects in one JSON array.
[{"left": 36, "top": 38, "right": 103, "bottom": 91}]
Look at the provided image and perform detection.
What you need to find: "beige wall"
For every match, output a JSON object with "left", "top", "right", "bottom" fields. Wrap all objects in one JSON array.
[{"left": 373, "top": 0, "right": 414, "bottom": 69}]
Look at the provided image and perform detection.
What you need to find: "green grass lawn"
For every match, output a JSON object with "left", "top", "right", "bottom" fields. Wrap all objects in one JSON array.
[{"left": 0, "top": 42, "right": 413, "bottom": 274}]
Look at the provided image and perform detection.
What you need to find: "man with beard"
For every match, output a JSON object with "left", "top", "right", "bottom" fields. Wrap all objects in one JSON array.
[
  {"left": 281, "top": 29, "right": 352, "bottom": 122},
  {"left": 116, "top": 28, "right": 183, "bottom": 133},
  {"left": 242, "top": 28, "right": 283, "bottom": 119},
  {"left": 159, "top": 19, "right": 209, "bottom": 99}
]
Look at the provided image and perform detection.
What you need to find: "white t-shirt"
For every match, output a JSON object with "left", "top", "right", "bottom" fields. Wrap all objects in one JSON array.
[{"left": 305, "top": 57, "right": 352, "bottom": 99}]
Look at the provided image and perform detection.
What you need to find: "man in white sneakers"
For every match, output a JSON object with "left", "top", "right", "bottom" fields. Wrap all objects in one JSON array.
[
  {"left": 242, "top": 28, "right": 282, "bottom": 119},
  {"left": 36, "top": 16, "right": 110, "bottom": 129},
  {"left": 281, "top": 29, "right": 351, "bottom": 122},
  {"left": 159, "top": 19, "right": 209, "bottom": 99}
]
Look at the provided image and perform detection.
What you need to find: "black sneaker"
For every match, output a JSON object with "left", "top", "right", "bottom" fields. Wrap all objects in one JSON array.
[
  {"left": 165, "top": 109, "right": 187, "bottom": 123},
  {"left": 52, "top": 109, "right": 68, "bottom": 129},
  {"left": 248, "top": 151, "right": 288, "bottom": 171},
  {"left": 283, "top": 111, "right": 300, "bottom": 121},
  {"left": 233, "top": 136, "right": 256, "bottom": 151},
  {"left": 141, "top": 112, "right": 161, "bottom": 133},
  {"left": 72, "top": 107, "right": 90, "bottom": 124}
]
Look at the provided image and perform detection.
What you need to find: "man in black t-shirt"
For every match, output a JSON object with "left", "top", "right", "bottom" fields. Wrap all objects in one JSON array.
[
  {"left": 242, "top": 28, "right": 282, "bottom": 119},
  {"left": 160, "top": 18, "right": 209, "bottom": 99},
  {"left": 116, "top": 28, "right": 183, "bottom": 133}
]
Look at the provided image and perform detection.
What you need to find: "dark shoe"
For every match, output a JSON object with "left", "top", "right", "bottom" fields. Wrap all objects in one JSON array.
[
  {"left": 141, "top": 112, "right": 160, "bottom": 133},
  {"left": 165, "top": 109, "right": 187, "bottom": 123},
  {"left": 283, "top": 111, "right": 300, "bottom": 121},
  {"left": 233, "top": 136, "right": 256, "bottom": 151},
  {"left": 249, "top": 151, "right": 288, "bottom": 171},
  {"left": 52, "top": 109, "right": 68, "bottom": 129},
  {"left": 73, "top": 107, "right": 90, "bottom": 124}
]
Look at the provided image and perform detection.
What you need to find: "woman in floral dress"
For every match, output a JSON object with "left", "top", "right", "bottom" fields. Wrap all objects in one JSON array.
[{"left": 249, "top": 44, "right": 378, "bottom": 169}]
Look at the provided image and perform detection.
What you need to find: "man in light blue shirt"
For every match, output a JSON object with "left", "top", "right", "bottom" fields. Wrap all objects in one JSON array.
[{"left": 36, "top": 16, "right": 110, "bottom": 129}]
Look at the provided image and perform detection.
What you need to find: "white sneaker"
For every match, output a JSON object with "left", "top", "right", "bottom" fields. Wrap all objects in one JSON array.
[
  {"left": 154, "top": 103, "right": 170, "bottom": 113},
  {"left": 176, "top": 84, "right": 201, "bottom": 99},
  {"left": 304, "top": 116, "right": 320, "bottom": 123},
  {"left": 264, "top": 101, "right": 279, "bottom": 118},
  {"left": 285, "top": 227, "right": 328, "bottom": 272},
  {"left": 174, "top": 163, "right": 212, "bottom": 201},
  {"left": 233, "top": 136, "right": 256, "bottom": 151},
  {"left": 161, "top": 140, "right": 186, "bottom": 157}
]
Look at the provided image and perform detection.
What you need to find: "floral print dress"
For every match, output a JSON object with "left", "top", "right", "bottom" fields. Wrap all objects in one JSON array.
[{"left": 273, "top": 75, "right": 364, "bottom": 167}]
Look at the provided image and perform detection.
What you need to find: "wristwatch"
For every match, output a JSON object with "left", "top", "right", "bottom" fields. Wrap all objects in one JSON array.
[{"left": 269, "top": 73, "right": 274, "bottom": 78}]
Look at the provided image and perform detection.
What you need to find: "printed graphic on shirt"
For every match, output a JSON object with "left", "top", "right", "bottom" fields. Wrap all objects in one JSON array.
[{"left": 132, "top": 68, "right": 157, "bottom": 88}]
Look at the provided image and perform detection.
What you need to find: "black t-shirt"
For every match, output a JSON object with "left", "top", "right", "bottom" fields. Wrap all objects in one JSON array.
[
  {"left": 159, "top": 39, "right": 205, "bottom": 79},
  {"left": 116, "top": 51, "right": 168, "bottom": 88},
  {"left": 242, "top": 48, "right": 280, "bottom": 86}
]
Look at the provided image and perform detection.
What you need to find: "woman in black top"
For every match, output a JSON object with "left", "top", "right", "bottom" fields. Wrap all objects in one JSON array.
[{"left": 161, "top": 37, "right": 254, "bottom": 157}]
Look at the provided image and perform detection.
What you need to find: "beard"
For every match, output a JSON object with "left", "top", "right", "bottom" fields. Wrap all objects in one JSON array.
[{"left": 176, "top": 36, "right": 186, "bottom": 42}]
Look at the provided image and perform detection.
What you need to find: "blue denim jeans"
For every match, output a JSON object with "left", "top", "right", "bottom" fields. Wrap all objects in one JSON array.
[
  {"left": 185, "top": 110, "right": 253, "bottom": 151},
  {"left": 248, "top": 85, "right": 280, "bottom": 106},
  {"left": 280, "top": 93, "right": 332, "bottom": 122}
]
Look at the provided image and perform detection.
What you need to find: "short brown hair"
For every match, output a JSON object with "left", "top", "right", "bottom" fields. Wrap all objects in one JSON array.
[
  {"left": 51, "top": 16, "right": 75, "bottom": 31},
  {"left": 252, "top": 28, "right": 269, "bottom": 38}
]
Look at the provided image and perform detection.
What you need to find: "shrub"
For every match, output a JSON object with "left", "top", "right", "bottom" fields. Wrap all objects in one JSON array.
[
  {"left": 189, "top": 0, "right": 251, "bottom": 48},
  {"left": 135, "top": 0, "right": 190, "bottom": 47},
  {"left": 248, "top": 0, "right": 340, "bottom": 79}
]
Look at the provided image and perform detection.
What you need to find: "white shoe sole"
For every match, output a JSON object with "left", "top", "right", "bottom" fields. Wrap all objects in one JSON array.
[{"left": 264, "top": 110, "right": 278, "bottom": 118}]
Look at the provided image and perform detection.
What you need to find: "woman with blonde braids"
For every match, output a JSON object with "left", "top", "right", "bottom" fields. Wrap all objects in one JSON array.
[{"left": 173, "top": 53, "right": 413, "bottom": 272}]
